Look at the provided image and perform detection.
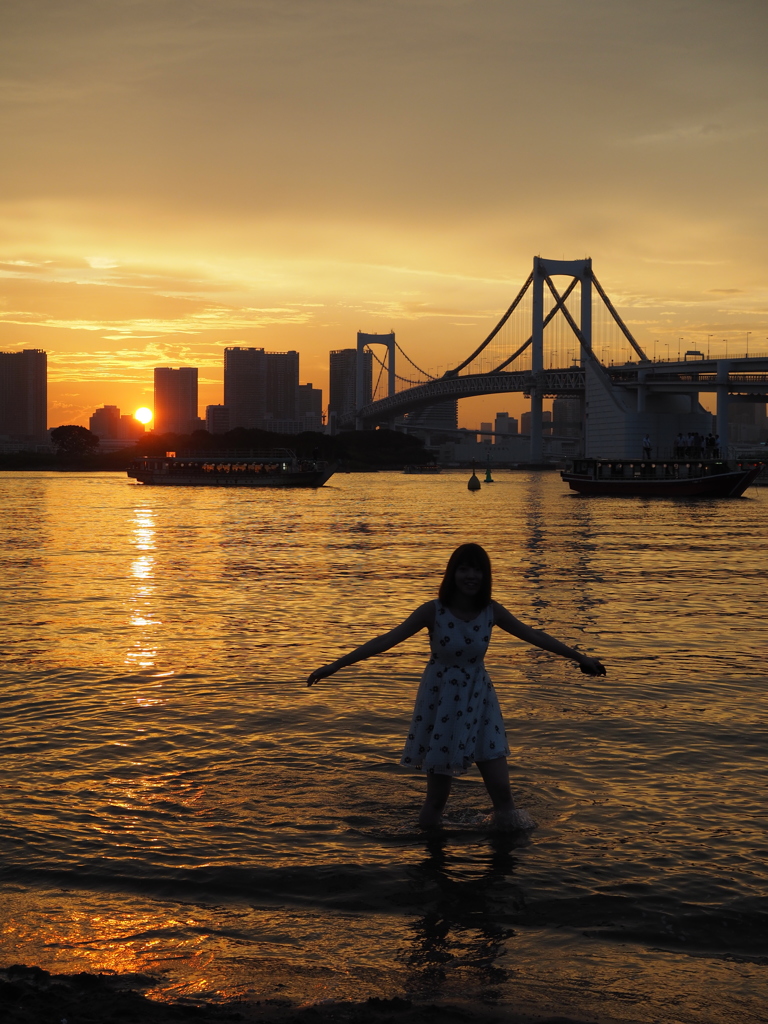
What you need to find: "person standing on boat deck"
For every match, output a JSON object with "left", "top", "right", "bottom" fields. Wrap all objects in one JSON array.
[
  {"left": 307, "top": 543, "right": 606, "bottom": 831},
  {"left": 642, "top": 434, "right": 653, "bottom": 459}
]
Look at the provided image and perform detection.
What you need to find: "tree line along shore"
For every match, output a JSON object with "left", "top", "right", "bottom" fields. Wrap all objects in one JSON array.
[{"left": 0, "top": 427, "right": 434, "bottom": 473}]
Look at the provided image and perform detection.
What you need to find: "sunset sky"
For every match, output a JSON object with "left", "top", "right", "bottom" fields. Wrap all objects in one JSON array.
[{"left": 1, "top": 0, "right": 767, "bottom": 428}]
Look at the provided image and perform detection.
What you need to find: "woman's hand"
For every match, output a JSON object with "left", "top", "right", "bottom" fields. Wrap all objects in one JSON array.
[
  {"left": 577, "top": 655, "right": 606, "bottom": 676},
  {"left": 306, "top": 665, "right": 336, "bottom": 687}
]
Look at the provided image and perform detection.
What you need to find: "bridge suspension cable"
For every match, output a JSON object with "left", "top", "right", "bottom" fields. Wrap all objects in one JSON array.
[
  {"left": 366, "top": 345, "right": 432, "bottom": 388},
  {"left": 394, "top": 341, "right": 437, "bottom": 380},
  {"left": 487, "top": 277, "right": 580, "bottom": 373},
  {"left": 444, "top": 271, "right": 534, "bottom": 377},
  {"left": 590, "top": 272, "right": 648, "bottom": 362}
]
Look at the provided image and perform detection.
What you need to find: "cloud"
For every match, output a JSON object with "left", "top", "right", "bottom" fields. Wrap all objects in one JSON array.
[
  {"left": 622, "top": 123, "right": 760, "bottom": 147},
  {"left": 0, "top": 304, "right": 313, "bottom": 339}
]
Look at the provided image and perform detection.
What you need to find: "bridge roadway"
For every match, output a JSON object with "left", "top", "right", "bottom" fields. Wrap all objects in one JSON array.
[{"left": 353, "top": 356, "right": 768, "bottom": 427}]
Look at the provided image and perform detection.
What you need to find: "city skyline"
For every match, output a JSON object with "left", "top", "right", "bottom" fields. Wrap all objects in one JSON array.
[{"left": 1, "top": 1, "right": 766, "bottom": 430}]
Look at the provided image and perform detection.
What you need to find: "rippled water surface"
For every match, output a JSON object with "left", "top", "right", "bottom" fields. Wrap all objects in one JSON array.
[{"left": 1, "top": 471, "right": 766, "bottom": 1023}]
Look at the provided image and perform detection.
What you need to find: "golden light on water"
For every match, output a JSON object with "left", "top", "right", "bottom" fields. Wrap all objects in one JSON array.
[{"left": 134, "top": 408, "right": 153, "bottom": 425}]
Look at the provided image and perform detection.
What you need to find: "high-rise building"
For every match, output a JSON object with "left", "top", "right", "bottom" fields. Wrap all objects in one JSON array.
[
  {"left": 329, "top": 349, "right": 372, "bottom": 422},
  {"left": 0, "top": 349, "right": 47, "bottom": 439},
  {"left": 153, "top": 367, "right": 198, "bottom": 434},
  {"left": 89, "top": 405, "right": 121, "bottom": 439},
  {"left": 494, "top": 411, "right": 518, "bottom": 442},
  {"left": 521, "top": 409, "right": 552, "bottom": 436},
  {"left": 265, "top": 350, "right": 299, "bottom": 421},
  {"left": 297, "top": 384, "right": 323, "bottom": 430},
  {"left": 206, "top": 405, "right": 231, "bottom": 434},
  {"left": 224, "top": 347, "right": 300, "bottom": 427},
  {"left": 224, "top": 347, "right": 266, "bottom": 429},
  {"left": 552, "top": 398, "right": 582, "bottom": 437},
  {"left": 480, "top": 422, "right": 493, "bottom": 442},
  {"left": 119, "top": 414, "right": 145, "bottom": 440}
]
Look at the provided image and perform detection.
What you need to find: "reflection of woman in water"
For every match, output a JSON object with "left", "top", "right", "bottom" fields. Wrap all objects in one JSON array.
[{"left": 307, "top": 543, "right": 605, "bottom": 830}]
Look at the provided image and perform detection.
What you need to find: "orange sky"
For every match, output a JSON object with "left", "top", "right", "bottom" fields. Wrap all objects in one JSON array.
[{"left": 1, "top": 0, "right": 766, "bottom": 429}]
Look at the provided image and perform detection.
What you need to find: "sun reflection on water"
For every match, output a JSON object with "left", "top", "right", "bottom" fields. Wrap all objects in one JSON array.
[{"left": 127, "top": 508, "right": 160, "bottom": 668}]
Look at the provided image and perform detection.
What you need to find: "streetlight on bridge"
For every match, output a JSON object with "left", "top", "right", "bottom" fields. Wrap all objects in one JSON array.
[
  {"left": 746, "top": 331, "right": 751, "bottom": 357},
  {"left": 707, "top": 334, "right": 712, "bottom": 358}
]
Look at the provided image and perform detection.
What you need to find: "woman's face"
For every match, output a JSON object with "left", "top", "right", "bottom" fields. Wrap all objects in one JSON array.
[{"left": 454, "top": 562, "right": 483, "bottom": 598}]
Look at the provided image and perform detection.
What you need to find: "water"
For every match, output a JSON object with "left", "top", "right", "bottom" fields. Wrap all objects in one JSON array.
[{"left": 0, "top": 470, "right": 766, "bottom": 1022}]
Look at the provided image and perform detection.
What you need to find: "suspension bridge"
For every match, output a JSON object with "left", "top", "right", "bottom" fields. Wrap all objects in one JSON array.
[{"left": 347, "top": 257, "right": 768, "bottom": 460}]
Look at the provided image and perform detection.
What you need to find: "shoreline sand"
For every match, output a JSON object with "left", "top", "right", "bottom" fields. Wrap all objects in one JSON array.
[{"left": 0, "top": 964, "right": 601, "bottom": 1024}]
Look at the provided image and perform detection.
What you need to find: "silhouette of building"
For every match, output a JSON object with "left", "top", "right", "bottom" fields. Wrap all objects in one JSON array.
[
  {"left": 494, "top": 411, "right": 518, "bottom": 442},
  {"left": 154, "top": 367, "right": 198, "bottom": 434},
  {"left": 265, "top": 350, "right": 299, "bottom": 423},
  {"left": 297, "top": 384, "right": 323, "bottom": 431},
  {"left": 89, "top": 405, "right": 121, "bottom": 439},
  {"left": 329, "top": 348, "right": 372, "bottom": 423},
  {"left": 521, "top": 409, "right": 552, "bottom": 435},
  {"left": 0, "top": 348, "right": 47, "bottom": 439},
  {"left": 552, "top": 397, "right": 582, "bottom": 437},
  {"left": 88, "top": 405, "right": 144, "bottom": 441},
  {"left": 119, "top": 414, "right": 145, "bottom": 440},
  {"left": 224, "top": 347, "right": 301, "bottom": 428},
  {"left": 206, "top": 405, "right": 231, "bottom": 434}
]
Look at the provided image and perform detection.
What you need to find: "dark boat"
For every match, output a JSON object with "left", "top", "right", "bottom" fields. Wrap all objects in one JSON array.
[
  {"left": 561, "top": 458, "right": 762, "bottom": 498},
  {"left": 128, "top": 449, "right": 335, "bottom": 488}
]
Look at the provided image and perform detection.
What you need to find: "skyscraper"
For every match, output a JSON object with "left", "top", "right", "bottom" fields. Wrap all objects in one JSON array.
[
  {"left": 224, "top": 347, "right": 300, "bottom": 428},
  {"left": 265, "top": 350, "right": 299, "bottom": 422},
  {"left": 153, "top": 367, "right": 198, "bottom": 434},
  {"left": 329, "top": 349, "right": 372, "bottom": 422},
  {"left": 0, "top": 349, "right": 47, "bottom": 439},
  {"left": 224, "top": 347, "right": 266, "bottom": 429},
  {"left": 206, "top": 405, "right": 231, "bottom": 434},
  {"left": 297, "top": 383, "right": 323, "bottom": 430},
  {"left": 494, "top": 411, "right": 518, "bottom": 442},
  {"left": 89, "top": 405, "right": 121, "bottom": 439},
  {"left": 552, "top": 397, "right": 582, "bottom": 437}
]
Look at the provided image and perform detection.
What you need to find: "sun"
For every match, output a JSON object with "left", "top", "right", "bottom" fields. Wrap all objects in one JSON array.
[{"left": 134, "top": 407, "right": 153, "bottom": 425}]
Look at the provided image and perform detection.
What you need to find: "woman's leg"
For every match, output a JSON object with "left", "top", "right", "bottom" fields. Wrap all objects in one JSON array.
[
  {"left": 418, "top": 772, "right": 453, "bottom": 829},
  {"left": 476, "top": 756, "right": 516, "bottom": 825}
]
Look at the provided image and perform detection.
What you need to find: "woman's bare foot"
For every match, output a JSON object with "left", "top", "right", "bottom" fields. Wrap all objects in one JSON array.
[
  {"left": 417, "top": 807, "right": 443, "bottom": 829},
  {"left": 493, "top": 807, "right": 537, "bottom": 831}
]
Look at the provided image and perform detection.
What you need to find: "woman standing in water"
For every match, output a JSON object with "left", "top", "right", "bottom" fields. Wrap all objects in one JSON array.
[{"left": 307, "top": 543, "right": 605, "bottom": 830}]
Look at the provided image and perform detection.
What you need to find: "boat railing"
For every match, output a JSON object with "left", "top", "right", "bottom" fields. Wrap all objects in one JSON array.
[{"left": 567, "top": 458, "right": 763, "bottom": 482}]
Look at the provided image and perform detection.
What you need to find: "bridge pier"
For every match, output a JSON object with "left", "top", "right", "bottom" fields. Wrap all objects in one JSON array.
[
  {"left": 716, "top": 360, "right": 731, "bottom": 453},
  {"left": 356, "top": 332, "right": 396, "bottom": 430},
  {"left": 531, "top": 260, "right": 545, "bottom": 461},
  {"left": 531, "top": 256, "right": 593, "bottom": 461}
]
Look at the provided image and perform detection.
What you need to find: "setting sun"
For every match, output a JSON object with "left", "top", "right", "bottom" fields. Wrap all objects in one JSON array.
[{"left": 134, "top": 408, "right": 153, "bottom": 425}]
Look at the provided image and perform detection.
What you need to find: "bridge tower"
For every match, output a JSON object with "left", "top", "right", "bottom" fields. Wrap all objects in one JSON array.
[
  {"left": 531, "top": 257, "right": 592, "bottom": 461},
  {"left": 356, "top": 332, "right": 396, "bottom": 429}
]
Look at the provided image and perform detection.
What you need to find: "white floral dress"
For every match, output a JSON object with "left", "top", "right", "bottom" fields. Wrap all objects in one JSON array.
[{"left": 400, "top": 600, "right": 509, "bottom": 776}]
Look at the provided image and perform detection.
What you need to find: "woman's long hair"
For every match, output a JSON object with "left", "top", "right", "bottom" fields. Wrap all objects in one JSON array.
[{"left": 438, "top": 543, "right": 492, "bottom": 610}]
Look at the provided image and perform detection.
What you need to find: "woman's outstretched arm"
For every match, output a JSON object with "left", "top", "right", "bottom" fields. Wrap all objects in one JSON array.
[
  {"left": 306, "top": 601, "right": 435, "bottom": 686},
  {"left": 492, "top": 601, "right": 605, "bottom": 676}
]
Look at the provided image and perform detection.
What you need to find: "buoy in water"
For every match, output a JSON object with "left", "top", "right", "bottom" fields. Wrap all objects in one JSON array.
[
  {"left": 468, "top": 461, "right": 481, "bottom": 491},
  {"left": 484, "top": 464, "right": 494, "bottom": 483}
]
